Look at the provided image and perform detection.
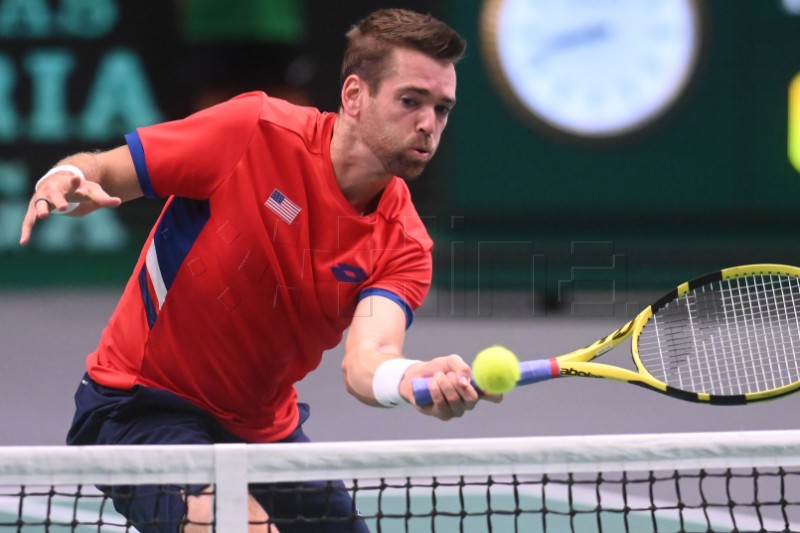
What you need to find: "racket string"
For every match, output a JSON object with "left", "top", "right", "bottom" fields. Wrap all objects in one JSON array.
[{"left": 636, "top": 274, "right": 800, "bottom": 396}]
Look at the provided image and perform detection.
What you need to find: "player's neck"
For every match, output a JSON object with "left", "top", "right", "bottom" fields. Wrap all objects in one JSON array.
[{"left": 330, "top": 117, "right": 392, "bottom": 215}]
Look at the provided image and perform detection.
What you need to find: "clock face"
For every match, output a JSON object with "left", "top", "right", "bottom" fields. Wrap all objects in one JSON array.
[{"left": 482, "top": 0, "right": 703, "bottom": 138}]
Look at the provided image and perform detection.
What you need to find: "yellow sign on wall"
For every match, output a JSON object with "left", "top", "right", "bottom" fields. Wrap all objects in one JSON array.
[{"left": 791, "top": 73, "right": 800, "bottom": 172}]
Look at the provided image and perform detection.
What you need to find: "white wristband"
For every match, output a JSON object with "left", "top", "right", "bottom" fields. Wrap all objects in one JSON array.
[
  {"left": 35, "top": 164, "right": 86, "bottom": 215},
  {"left": 372, "top": 358, "right": 421, "bottom": 407}
]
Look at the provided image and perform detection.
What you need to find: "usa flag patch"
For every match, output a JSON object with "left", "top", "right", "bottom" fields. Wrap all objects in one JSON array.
[{"left": 265, "top": 188, "right": 301, "bottom": 224}]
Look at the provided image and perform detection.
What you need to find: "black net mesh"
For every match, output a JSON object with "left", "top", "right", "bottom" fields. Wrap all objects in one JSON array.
[{"left": 2, "top": 466, "right": 798, "bottom": 532}]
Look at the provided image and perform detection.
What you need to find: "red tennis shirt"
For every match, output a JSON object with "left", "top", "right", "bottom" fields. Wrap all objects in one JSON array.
[{"left": 85, "top": 92, "right": 433, "bottom": 442}]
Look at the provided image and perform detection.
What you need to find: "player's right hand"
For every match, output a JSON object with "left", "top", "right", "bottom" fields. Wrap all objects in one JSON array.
[{"left": 400, "top": 354, "right": 502, "bottom": 421}]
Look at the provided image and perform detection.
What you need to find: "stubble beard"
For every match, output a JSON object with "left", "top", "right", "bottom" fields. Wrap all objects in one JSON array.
[
  {"left": 368, "top": 132, "right": 435, "bottom": 182},
  {"left": 383, "top": 153, "right": 428, "bottom": 181}
]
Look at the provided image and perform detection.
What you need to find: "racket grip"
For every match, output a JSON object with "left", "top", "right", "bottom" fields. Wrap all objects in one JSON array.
[
  {"left": 518, "top": 359, "right": 561, "bottom": 386},
  {"left": 412, "top": 359, "right": 559, "bottom": 406},
  {"left": 412, "top": 377, "right": 481, "bottom": 407}
]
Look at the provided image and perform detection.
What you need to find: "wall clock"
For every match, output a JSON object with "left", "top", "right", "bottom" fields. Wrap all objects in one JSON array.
[{"left": 481, "top": 0, "right": 704, "bottom": 139}]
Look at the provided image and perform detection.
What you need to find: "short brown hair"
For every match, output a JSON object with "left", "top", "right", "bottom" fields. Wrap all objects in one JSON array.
[{"left": 341, "top": 9, "right": 466, "bottom": 93}]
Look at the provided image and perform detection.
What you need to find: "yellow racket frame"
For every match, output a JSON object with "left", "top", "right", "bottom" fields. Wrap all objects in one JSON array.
[{"left": 553, "top": 264, "right": 800, "bottom": 404}]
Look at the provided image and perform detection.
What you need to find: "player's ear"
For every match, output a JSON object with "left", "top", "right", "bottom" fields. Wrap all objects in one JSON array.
[{"left": 341, "top": 74, "right": 364, "bottom": 117}]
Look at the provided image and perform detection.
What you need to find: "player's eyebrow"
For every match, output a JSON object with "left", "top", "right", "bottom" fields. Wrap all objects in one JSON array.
[{"left": 398, "top": 86, "right": 456, "bottom": 107}]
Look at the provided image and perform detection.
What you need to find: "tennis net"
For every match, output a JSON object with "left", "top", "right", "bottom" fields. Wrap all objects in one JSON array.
[{"left": 0, "top": 429, "right": 798, "bottom": 532}]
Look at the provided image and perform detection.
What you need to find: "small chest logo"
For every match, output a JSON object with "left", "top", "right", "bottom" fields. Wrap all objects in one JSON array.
[
  {"left": 331, "top": 263, "right": 368, "bottom": 283},
  {"left": 265, "top": 188, "right": 301, "bottom": 224}
]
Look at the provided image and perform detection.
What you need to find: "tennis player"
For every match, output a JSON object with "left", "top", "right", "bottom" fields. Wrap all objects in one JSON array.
[{"left": 19, "top": 8, "right": 497, "bottom": 533}]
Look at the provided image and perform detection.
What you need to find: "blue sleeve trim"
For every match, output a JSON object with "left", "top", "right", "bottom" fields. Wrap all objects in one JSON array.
[
  {"left": 358, "top": 288, "right": 414, "bottom": 329},
  {"left": 125, "top": 130, "right": 158, "bottom": 199}
]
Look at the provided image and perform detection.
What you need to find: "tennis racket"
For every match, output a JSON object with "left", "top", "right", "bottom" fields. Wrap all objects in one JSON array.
[{"left": 414, "top": 264, "right": 800, "bottom": 406}]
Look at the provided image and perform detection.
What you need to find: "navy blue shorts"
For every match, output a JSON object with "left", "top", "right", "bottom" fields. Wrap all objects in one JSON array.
[{"left": 67, "top": 374, "right": 369, "bottom": 533}]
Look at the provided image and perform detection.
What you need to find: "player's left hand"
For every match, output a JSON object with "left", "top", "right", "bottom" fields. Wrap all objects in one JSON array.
[
  {"left": 20, "top": 171, "right": 122, "bottom": 246},
  {"left": 400, "top": 355, "right": 502, "bottom": 420}
]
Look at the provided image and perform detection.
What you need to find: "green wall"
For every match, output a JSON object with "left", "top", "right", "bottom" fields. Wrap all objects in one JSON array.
[
  {"left": 3, "top": 1, "right": 800, "bottom": 302},
  {"left": 424, "top": 0, "right": 800, "bottom": 300}
]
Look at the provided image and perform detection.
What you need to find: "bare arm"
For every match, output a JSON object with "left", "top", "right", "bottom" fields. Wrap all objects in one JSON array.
[
  {"left": 343, "top": 295, "right": 493, "bottom": 420},
  {"left": 19, "top": 146, "right": 142, "bottom": 245}
]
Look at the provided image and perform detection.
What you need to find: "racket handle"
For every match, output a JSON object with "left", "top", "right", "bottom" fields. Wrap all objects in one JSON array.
[
  {"left": 411, "top": 359, "right": 559, "bottom": 406},
  {"left": 412, "top": 377, "right": 481, "bottom": 406},
  {"left": 518, "top": 359, "right": 561, "bottom": 386}
]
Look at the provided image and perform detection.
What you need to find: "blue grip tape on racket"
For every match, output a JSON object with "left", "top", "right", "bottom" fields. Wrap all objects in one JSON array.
[{"left": 411, "top": 359, "right": 559, "bottom": 406}]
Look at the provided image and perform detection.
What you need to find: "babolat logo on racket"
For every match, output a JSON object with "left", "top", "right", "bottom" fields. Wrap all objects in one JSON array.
[{"left": 561, "top": 368, "right": 601, "bottom": 378}]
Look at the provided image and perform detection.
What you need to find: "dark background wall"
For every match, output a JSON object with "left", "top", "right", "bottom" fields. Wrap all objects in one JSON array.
[
  {"left": 435, "top": 0, "right": 800, "bottom": 306},
  {"left": 2, "top": 1, "right": 800, "bottom": 445},
  {"left": 3, "top": 1, "right": 799, "bottom": 299}
]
